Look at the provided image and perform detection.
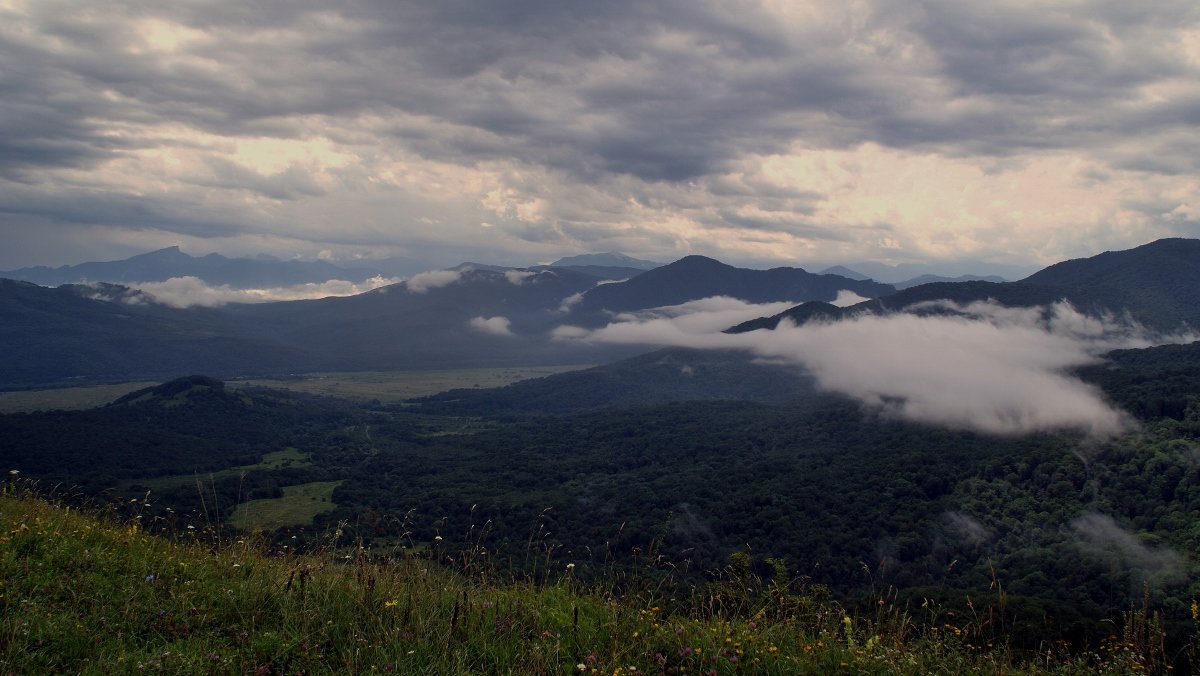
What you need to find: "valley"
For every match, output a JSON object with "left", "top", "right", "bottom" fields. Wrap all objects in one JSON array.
[{"left": 5, "top": 239, "right": 1200, "bottom": 669}]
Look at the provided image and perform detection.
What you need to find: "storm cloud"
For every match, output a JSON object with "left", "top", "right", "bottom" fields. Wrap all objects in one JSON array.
[
  {"left": 556, "top": 298, "right": 1197, "bottom": 436},
  {"left": 2, "top": 1, "right": 1199, "bottom": 270}
]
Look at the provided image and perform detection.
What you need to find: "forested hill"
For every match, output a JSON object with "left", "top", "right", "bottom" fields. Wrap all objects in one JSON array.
[
  {"left": 411, "top": 347, "right": 819, "bottom": 415},
  {"left": 0, "top": 377, "right": 351, "bottom": 485},
  {"left": 572, "top": 255, "right": 895, "bottom": 317},
  {"left": 730, "top": 238, "right": 1200, "bottom": 333}
]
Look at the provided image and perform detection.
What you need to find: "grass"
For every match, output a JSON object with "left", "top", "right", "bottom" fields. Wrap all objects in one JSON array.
[
  {"left": 229, "top": 366, "right": 591, "bottom": 403},
  {"left": 0, "top": 484, "right": 1187, "bottom": 674},
  {"left": 228, "top": 480, "right": 342, "bottom": 531},
  {"left": 0, "top": 365, "right": 591, "bottom": 413},
  {"left": 135, "top": 448, "right": 313, "bottom": 492},
  {"left": 0, "top": 381, "right": 159, "bottom": 413}
]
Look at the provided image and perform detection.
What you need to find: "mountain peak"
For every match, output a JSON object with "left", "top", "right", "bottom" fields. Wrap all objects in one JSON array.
[{"left": 550, "top": 252, "right": 660, "bottom": 270}]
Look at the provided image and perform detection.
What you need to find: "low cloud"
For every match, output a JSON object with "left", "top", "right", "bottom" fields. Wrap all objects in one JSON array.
[
  {"left": 832, "top": 290, "right": 870, "bottom": 307},
  {"left": 469, "top": 316, "right": 513, "bottom": 336},
  {"left": 405, "top": 269, "right": 463, "bottom": 293},
  {"left": 577, "top": 296, "right": 800, "bottom": 343},
  {"left": 558, "top": 292, "right": 584, "bottom": 313},
  {"left": 1071, "top": 513, "right": 1186, "bottom": 588},
  {"left": 504, "top": 270, "right": 537, "bottom": 285},
  {"left": 554, "top": 297, "right": 1196, "bottom": 436},
  {"left": 943, "top": 512, "right": 993, "bottom": 546},
  {"left": 129, "top": 275, "right": 402, "bottom": 308}
]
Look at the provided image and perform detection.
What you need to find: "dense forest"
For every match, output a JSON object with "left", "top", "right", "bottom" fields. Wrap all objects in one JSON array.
[{"left": 4, "top": 347, "right": 1200, "bottom": 660}]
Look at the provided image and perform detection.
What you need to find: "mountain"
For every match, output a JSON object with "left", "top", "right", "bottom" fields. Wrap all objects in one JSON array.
[
  {"left": 412, "top": 347, "right": 819, "bottom": 415},
  {"left": 549, "top": 252, "right": 660, "bottom": 270},
  {"left": 570, "top": 255, "right": 895, "bottom": 319},
  {"left": 538, "top": 264, "right": 648, "bottom": 281},
  {"left": 0, "top": 279, "right": 310, "bottom": 386},
  {"left": 219, "top": 267, "right": 644, "bottom": 371},
  {"left": 1, "top": 246, "right": 385, "bottom": 288},
  {"left": 817, "top": 265, "right": 871, "bottom": 281},
  {"left": 831, "top": 259, "right": 1036, "bottom": 284},
  {"left": 892, "top": 274, "right": 1006, "bottom": 290},
  {"left": 0, "top": 265, "right": 654, "bottom": 386},
  {"left": 733, "top": 239, "right": 1200, "bottom": 334}
]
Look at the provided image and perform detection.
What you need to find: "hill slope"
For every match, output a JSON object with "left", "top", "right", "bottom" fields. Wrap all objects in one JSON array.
[
  {"left": 5, "top": 489, "right": 1155, "bottom": 674},
  {"left": 412, "top": 347, "right": 819, "bottom": 414},
  {"left": 731, "top": 238, "right": 1200, "bottom": 333},
  {"left": 1, "top": 246, "right": 384, "bottom": 287},
  {"left": 572, "top": 255, "right": 894, "bottom": 319}
]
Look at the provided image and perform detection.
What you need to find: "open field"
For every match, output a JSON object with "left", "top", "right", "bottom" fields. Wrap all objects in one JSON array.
[
  {"left": 135, "top": 448, "right": 312, "bottom": 491},
  {"left": 228, "top": 480, "right": 342, "bottom": 531},
  {"left": 0, "top": 381, "right": 159, "bottom": 413},
  {"left": 0, "top": 365, "right": 591, "bottom": 412},
  {"left": 228, "top": 365, "right": 591, "bottom": 402}
]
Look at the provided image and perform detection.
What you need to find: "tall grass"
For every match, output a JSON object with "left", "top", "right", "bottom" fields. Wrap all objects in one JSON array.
[{"left": 0, "top": 482, "right": 1183, "bottom": 674}]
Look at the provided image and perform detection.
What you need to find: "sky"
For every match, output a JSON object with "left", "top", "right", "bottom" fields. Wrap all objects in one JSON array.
[{"left": 2, "top": 0, "right": 1199, "bottom": 271}]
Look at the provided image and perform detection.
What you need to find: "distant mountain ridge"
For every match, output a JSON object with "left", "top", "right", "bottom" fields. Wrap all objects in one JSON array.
[
  {"left": 550, "top": 252, "right": 660, "bottom": 270},
  {"left": 570, "top": 255, "right": 895, "bottom": 320},
  {"left": 731, "top": 238, "right": 1200, "bottom": 334},
  {"left": 823, "top": 259, "right": 1037, "bottom": 284},
  {"left": 3, "top": 239, "right": 1199, "bottom": 387},
  {"left": 1, "top": 246, "right": 386, "bottom": 288},
  {"left": 892, "top": 274, "right": 1006, "bottom": 290}
]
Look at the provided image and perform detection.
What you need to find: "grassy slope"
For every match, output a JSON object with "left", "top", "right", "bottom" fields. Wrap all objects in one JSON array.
[{"left": 0, "top": 489, "right": 1177, "bottom": 674}]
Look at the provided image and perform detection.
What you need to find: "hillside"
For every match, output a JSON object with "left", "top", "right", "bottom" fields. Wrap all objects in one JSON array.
[
  {"left": 0, "top": 246, "right": 384, "bottom": 287},
  {"left": 0, "top": 489, "right": 1175, "bottom": 674},
  {"left": 731, "top": 239, "right": 1200, "bottom": 333},
  {"left": 412, "top": 347, "right": 819, "bottom": 415},
  {"left": 0, "top": 279, "right": 310, "bottom": 386},
  {"left": 571, "top": 255, "right": 895, "bottom": 319},
  {"left": 6, "top": 362, "right": 1200, "bottom": 663},
  {"left": 0, "top": 374, "right": 351, "bottom": 485},
  {"left": 0, "top": 268, "right": 644, "bottom": 386}
]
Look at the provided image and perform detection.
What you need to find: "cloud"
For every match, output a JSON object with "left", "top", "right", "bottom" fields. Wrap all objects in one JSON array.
[
  {"left": 943, "top": 512, "right": 992, "bottom": 546},
  {"left": 557, "top": 292, "right": 584, "bottom": 313},
  {"left": 504, "top": 269, "right": 537, "bottom": 285},
  {"left": 1071, "top": 513, "right": 1186, "bottom": 587},
  {"left": 128, "top": 275, "right": 402, "bottom": 308},
  {"left": 1, "top": 1, "right": 1199, "bottom": 271},
  {"left": 405, "top": 269, "right": 462, "bottom": 293},
  {"left": 831, "top": 290, "right": 869, "bottom": 307},
  {"left": 469, "top": 315, "right": 513, "bottom": 336},
  {"left": 555, "top": 297, "right": 1197, "bottom": 436}
]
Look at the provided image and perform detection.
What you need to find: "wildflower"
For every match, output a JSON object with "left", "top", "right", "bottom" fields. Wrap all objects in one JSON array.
[
  {"left": 384, "top": 600, "right": 398, "bottom": 608},
  {"left": 577, "top": 665, "right": 586, "bottom": 672},
  {"left": 145, "top": 574, "right": 155, "bottom": 583},
  {"left": 434, "top": 535, "right": 443, "bottom": 541},
  {"left": 8, "top": 469, "right": 18, "bottom": 475},
  {"left": 566, "top": 563, "right": 576, "bottom": 571}
]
